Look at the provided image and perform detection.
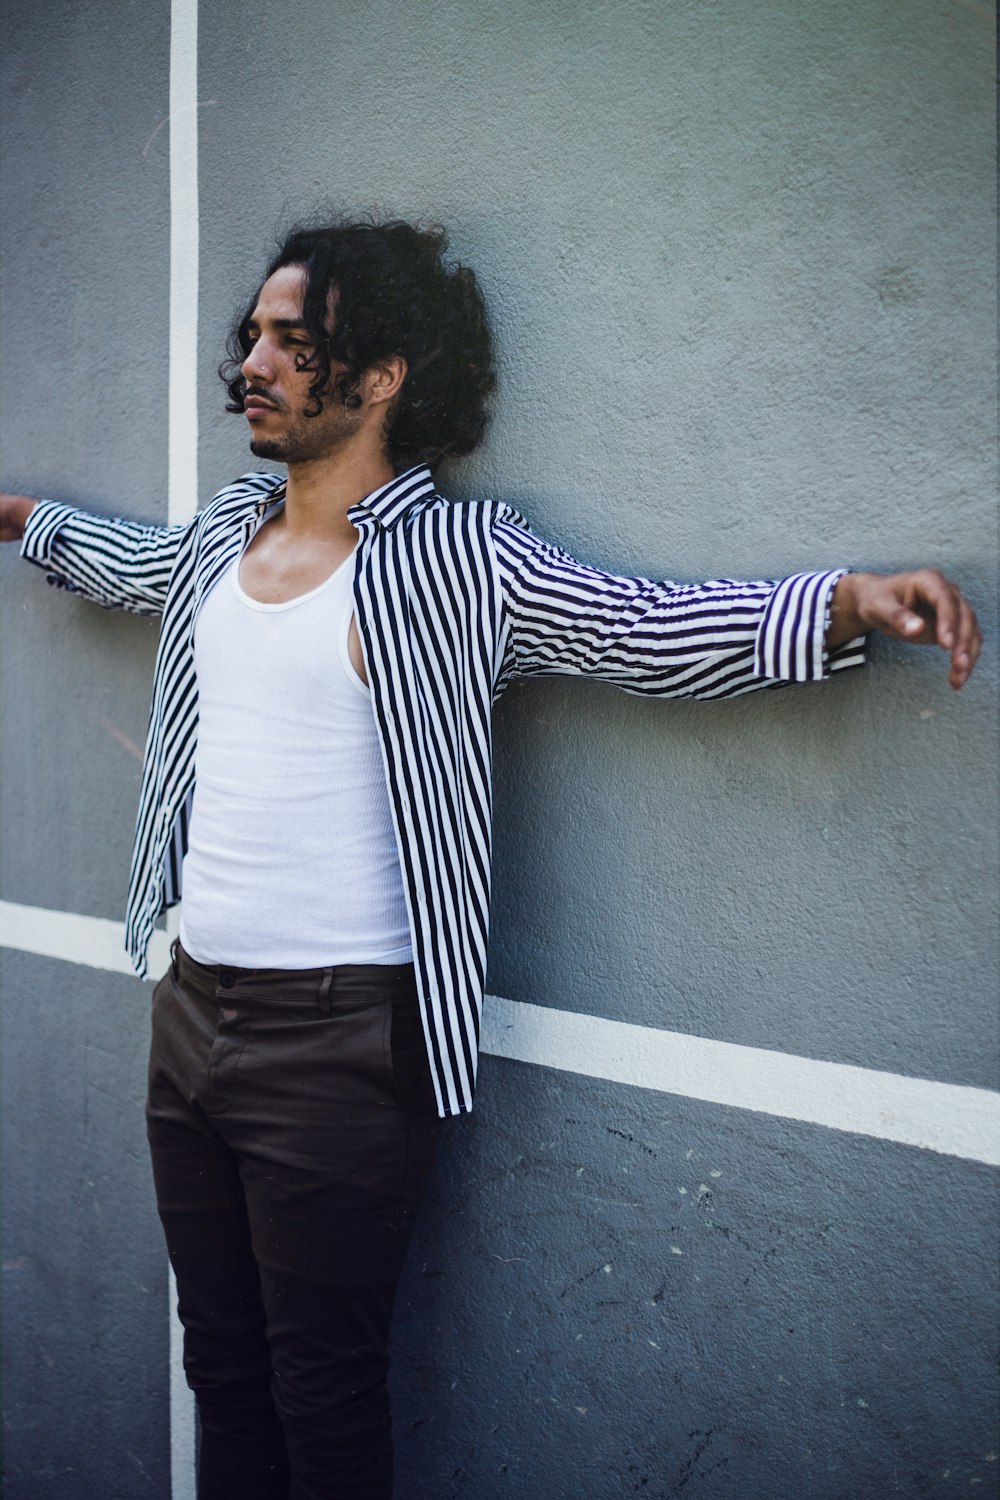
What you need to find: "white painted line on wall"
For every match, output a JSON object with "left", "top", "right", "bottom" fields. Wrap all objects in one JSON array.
[
  {"left": 482, "top": 996, "right": 1000, "bottom": 1168},
  {"left": 168, "top": 0, "right": 199, "bottom": 527},
  {"left": 169, "top": 1266, "right": 196, "bottom": 1500},
  {"left": 165, "top": 0, "right": 200, "bottom": 1492},
  {"left": 3, "top": 901, "right": 998, "bottom": 1168},
  {"left": 0, "top": 900, "right": 172, "bottom": 977}
]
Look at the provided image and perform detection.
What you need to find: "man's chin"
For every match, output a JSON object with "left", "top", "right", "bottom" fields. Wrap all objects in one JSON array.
[{"left": 249, "top": 436, "right": 286, "bottom": 460}]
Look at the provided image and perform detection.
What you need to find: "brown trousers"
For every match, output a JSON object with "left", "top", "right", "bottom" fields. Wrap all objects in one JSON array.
[{"left": 146, "top": 942, "right": 441, "bottom": 1500}]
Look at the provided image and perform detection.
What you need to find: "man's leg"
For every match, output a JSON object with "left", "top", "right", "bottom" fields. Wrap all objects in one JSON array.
[
  {"left": 147, "top": 963, "right": 290, "bottom": 1500},
  {"left": 147, "top": 948, "right": 440, "bottom": 1500}
]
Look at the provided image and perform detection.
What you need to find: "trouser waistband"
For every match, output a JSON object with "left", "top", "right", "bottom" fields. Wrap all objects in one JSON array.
[{"left": 171, "top": 939, "right": 416, "bottom": 1006}]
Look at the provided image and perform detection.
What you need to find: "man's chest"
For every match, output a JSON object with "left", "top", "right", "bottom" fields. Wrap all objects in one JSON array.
[
  {"left": 201, "top": 515, "right": 369, "bottom": 685},
  {"left": 238, "top": 527, "right": 356, "bottom": 604}
]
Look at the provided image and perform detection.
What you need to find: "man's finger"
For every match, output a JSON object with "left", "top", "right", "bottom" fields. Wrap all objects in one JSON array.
[
  {"left": 910, "top": 570, "right": 958, "bottom": 649},
  {"left": 879, "top": 591, "right": 932, "bottom": 640},
  {"left": 949, "top": 595, "right": 982, "bottom": 689},
  {"left": 958, "top": 595, "right": 981, "bottom": 661},
  {"left": 897, "top": 608, "right": 926, "bottom": 637}
]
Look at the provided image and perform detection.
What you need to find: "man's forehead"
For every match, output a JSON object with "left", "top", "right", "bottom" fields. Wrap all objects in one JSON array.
[
  {"left": 251, "top": 262, "right": 337, "bottom": 328},
  {"left": 251, "top": 263, "right": 308, "bottom": 320}
]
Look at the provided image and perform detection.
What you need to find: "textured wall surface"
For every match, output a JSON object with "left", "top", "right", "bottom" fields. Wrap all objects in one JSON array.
[
  {"left": 394, "top": 1068, "right": 997, "bottom": 1498},
  {"left": 1, "top": 0, "right": 996, "bottom": 1496},
  {"left": 0, "top": 2, "right": 172, "bottom": 1491}
]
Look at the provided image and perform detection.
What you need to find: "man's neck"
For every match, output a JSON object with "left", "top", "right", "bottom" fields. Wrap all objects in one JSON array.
[{"left": 281, "top": 448, "right": 396, "bottom": 543}]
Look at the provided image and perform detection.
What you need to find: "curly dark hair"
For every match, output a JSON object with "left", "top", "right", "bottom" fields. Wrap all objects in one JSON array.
[{"left": 220, "top": 217, "right": 495, "bottom": 470}]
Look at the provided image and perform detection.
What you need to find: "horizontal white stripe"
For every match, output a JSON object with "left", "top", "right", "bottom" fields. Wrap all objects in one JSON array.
[
  {"left": 2, "top": 901, "right": 996, "bottom": 1165},
  {"left": 482, "top": 996, "right": 1000, "bottom": 1167},
  {"left": 0, "top": 900, "right": 172, "bottom": 977}
]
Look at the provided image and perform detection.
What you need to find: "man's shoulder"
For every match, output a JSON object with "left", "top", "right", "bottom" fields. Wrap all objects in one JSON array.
[{"left": 416, "top": 491, "right": 532, "bottom": 534}]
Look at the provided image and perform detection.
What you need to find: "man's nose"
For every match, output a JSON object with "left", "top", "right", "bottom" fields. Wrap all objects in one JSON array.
[{"left": 242, "top": 340, "right": 272, "bottom": 383}]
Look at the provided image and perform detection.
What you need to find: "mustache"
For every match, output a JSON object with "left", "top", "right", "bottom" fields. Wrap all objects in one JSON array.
[{"left": 242, "top": 384, "right": 283, "bottom": 410}]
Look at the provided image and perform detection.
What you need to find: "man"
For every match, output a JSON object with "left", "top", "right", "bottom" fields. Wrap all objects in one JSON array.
[{"left": 0, "top": 217, "right": 981, "bottom": 1500}]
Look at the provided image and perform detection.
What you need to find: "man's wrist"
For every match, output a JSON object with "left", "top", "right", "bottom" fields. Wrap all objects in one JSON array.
[{"left": 827, "top": 572, "right": 871, "bottom": 650}]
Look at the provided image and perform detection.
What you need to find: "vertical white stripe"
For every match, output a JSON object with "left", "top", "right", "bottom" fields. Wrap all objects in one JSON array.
[
  {"left": 169, "top": 1, "right": 199, "bottom": 1494},
  {"left": 169, "top": 1266, "right": 196, "bottom": 1500},
  {"left": 168, "top": 0, "right": 199, "bottom": 527}
]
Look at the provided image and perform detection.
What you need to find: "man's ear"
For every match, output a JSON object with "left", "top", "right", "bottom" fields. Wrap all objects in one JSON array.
[{"left": 364, "top": 355, "right": 407, "bottom": 408}]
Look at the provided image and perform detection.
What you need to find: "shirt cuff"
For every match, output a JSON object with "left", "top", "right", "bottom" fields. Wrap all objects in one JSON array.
[
  {"left": 19, "top": 500, "right": 79, "bottom": 568},
  {"left": 754, "top": 569, "right": 866, "bottom": 681}
]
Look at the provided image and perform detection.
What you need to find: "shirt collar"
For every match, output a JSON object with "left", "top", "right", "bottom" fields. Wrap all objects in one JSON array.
[{"left": 251, "top": 465, "right": 436, "bottom": 528}]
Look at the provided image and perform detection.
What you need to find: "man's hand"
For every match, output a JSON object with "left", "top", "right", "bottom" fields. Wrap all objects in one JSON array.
[
  {"left": 0, "top": 494, "right": 37, "bottom": 543},
  {"left": 828, "top": 570, "right": 982, "bottom": 690}
]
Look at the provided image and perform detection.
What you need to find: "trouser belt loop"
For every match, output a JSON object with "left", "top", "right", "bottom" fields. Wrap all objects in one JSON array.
[
  {"left": 318, "top": 968, "right": 335, "bottom": 1010},
  {"left": 169, "top": 938, "right": 180, "bottom": 979}
]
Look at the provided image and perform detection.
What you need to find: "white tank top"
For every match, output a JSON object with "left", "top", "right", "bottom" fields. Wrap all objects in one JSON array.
[{"left": 178, "top": 546, "right": 412, "bottom": 967}]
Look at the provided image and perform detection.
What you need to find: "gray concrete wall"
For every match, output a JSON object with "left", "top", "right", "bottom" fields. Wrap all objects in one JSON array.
[
  {"left": 0, "top": 1, "right": 172, "bottom": 1493},
  {"left": 2, "top": 1, "right": 996, "bottom": 1497}
]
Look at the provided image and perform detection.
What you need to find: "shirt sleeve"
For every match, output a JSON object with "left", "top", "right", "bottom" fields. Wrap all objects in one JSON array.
[
  {"left": 20, "top": 501, "right": 192, "bottom": 618},
  {"left": 493, "top": 517, "right": 867, "bottom": 700}
]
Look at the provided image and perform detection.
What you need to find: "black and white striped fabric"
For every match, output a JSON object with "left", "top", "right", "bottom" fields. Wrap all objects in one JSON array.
[{"left": 22, "top": 466, "right": 865, "bottom": 1116}]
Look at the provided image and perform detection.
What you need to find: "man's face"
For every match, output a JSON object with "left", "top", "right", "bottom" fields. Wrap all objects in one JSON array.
[{"left": 241, "top": 264, "right": 360, "bottom": 463}]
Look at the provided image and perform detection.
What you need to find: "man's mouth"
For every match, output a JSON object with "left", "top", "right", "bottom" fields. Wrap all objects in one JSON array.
[{"left": 244, "top": 389, "right": 279, "bottom": 414}]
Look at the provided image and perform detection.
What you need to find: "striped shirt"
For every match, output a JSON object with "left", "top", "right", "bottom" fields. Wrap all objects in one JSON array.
[{"left": 21, "top": 465, "right": 865, "bottom": 1117}]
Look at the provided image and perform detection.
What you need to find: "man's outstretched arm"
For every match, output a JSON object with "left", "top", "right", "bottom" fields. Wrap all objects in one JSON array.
[
  {"left": 495, "top": 517, "right": 982, "bottom": 698},
  {"left": 1, "top": 491, "right": 190, "bottom": 617},
  {"left": 828, "top": 570, "right": 981, "bottom": 691}
]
